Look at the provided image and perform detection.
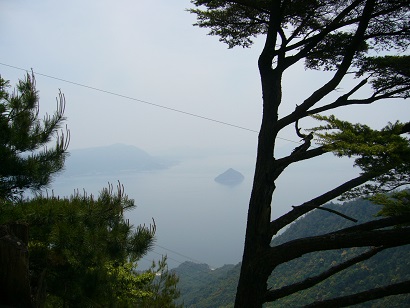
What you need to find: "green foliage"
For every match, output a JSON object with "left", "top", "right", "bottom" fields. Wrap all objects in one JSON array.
[
  {"left": 266, "top": 200, "right": 410, "bottom": 307},
  {"left": 0, "top": 183, "right": 181, "bottom": 307},
  {"left": 190, "top": 1, "right": 410, "bottom": 106},
  {"left": 189, "top": 1, "right": 409, "bottom": 57},
  {"left": 266, "top": 245, "right": 410, "bottom": 308},
  {"left": 176, "top": 199, "right": 410, "bottom": 307},
  {"left": 190, "top": 1, "right": 410, "bottom": 306},
  {"left": 310, "top": 115, "right": 410, "bottom": 199},
  {"left": 139, "top": 256, "right": 183, "bottom": 308},
  {"left": 173, "top": 262, "right": 238, "bottom": 307},
  {"left": 357, "top": 55, "right": 410, "bottom": 99},
  {"left": 0, "top": 73, "right": 69, "bottom": 201},
  {"left": 100, "top": 261, "right": 155, "bottom": 304},
  {"left": 188, "top": 1, "right": 269, "bottom": 48},
  {"left": 305, "top": 32, "right": 369, "bottom": 71},
  {"left": 370, "top": 190, "right": 410, "bottom": 218}
]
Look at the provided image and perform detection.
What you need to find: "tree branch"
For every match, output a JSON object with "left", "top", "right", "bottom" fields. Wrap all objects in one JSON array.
[
  {"left": 265, "top": 246, "right": 386, "bottom": 301},
  {"left": 283, "top": 0, "right": 365, "bottom": 60},
  {"left": 278, "top": 0, "right": 377, "bottom": 129},
  {"left": 287, "top": 145, "right": 327, "bottom": 163},
  {"left": 224, "top": 0, "right": 271, "bottom": 14},
  {"left": 283, "top": 0, "right": 406, "bottom": 58},
  {"left": 331, "top": 214, "right": 410, "bottom": 234},
  {"left": 265, "top": 226, "right": 410, "bottom": 268},
  {"left": 258, "top": 0, "right": 284, "bottom": 70},
  {"left": 308, "top": 85, "right": 410, "bottom": 115},
  {"left": 293, "top": 205, "right": 358, "bottom": 223},
  {"left": 304, "top": 280, "right": 410, "bottom": 307},
  {"left": 272, "top": 146, "right": 327, "bottom": 181},
  {"left": 270, "top": 172, "right": 375, "bottom": 237}
]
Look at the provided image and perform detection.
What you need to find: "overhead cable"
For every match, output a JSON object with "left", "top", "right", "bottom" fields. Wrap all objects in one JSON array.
[{"left": 0, "top": 62, "right": 301, "bottom": 144}]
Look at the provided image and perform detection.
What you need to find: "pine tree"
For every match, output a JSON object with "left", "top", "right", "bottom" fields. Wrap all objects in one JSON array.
[
  {"left": 0, "top": 72, "right": 69, "bottom": 201},
  {"left": 0, "top": 183, "right": 181, "bottom": 307},
  {"left": 189, "top": 1, "right": 410, "bottom": 306}
]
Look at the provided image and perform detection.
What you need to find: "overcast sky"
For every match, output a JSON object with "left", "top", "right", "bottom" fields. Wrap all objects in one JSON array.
[
  {"left": 1, "top": 0, "right": 261, "bottom": 154},
  {"left": 2, "top": 1, "right": 408, "bottom": 267},
  {"left": 2, "top": 0, "right": 407, "bottom": 154}
]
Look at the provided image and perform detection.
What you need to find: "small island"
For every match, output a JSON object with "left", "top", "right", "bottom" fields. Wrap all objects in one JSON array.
[{"left": 214, "top": 168, "right": 244, "bottom": 186}]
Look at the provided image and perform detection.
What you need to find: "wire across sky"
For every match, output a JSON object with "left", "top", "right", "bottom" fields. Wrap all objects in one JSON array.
[{"left": 0, "top": 61, "right": 302, "bottom": 145}]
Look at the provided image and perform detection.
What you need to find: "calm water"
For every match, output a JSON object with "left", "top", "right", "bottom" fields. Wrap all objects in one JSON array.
[
  {"left": 50, "top": 154, "right": 255, "bottom": 269},
  {"left": 48, "top": 148, "right": 358, "bottom": 269}
]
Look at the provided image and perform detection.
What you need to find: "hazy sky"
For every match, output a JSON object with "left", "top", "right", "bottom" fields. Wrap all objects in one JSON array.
[
  {"left": 2, "top": 1, "right": 408, "bottom": 267},
  {"left": 1, "top": 0, "right": 263, "bottom": 154},
  {"left": 1, "top": 1, "right": 407, "bottom": 153}
]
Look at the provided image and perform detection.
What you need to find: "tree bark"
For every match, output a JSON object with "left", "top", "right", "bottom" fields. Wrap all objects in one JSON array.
[
  {"left": 234, "top": 103, "right": 280, "bottom": 306},
  {"left": 0, "top": 223, "right": 32, "bottom": 307},
  {"left": 266, "top": 227, "right": 410, "bottom": 268},
  {"left": 233, "top": 1, "right": 393, "bottom": 307},
  {"left": 234, "top": 7, "right": 284, "bottom": 303}
]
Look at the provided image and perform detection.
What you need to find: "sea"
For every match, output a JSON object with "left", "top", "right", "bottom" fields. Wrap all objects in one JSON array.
[
  {"left": 49, "top": 153, "right": 255, "bottom": 270},
  {"left": 44, "top": 146, "right": 357, "bottom": 270}
]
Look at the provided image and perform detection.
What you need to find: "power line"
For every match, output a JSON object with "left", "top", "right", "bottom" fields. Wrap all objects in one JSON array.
[
  {"left": 0, "top": 61, "right": 307, "bottom": 271},
  {"left": 151, "top": 244, "right": 240, "bottom": 283},
  {"left": 145, "top": 243, "right": 218, "bottom": 271},
  {"left": 144, "top": 252, "right": 221, "bottom": 287},
  {"left": 0, "top": 61, "right": 301, "bottom": 144},
  {"left": 0, "top": 62, "right": 312, "bottom": 274},
  {"left": 1, "top": 62, "right": 258, "bottom": 132},
  {"left": 155, "top": 243, "right": 207, "bottom": 265}
]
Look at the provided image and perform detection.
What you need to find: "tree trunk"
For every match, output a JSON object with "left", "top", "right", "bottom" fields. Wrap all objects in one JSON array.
[
  {"left": 234, "top": 171, "right": 276, "bottom": 307},
  {"left": 234, "top": 66, "right": 282, "bottom": 307},
  {"left": 0, "top": 223, "right": 32, "bottom": 307}
]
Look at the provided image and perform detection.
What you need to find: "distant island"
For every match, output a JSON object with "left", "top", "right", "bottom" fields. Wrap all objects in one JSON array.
[
  {"left": 214, "top": 168, "right": 244, "bottom": 186},
  {"left": 62, "top": 144, "right": 176, "bottom": 177}
]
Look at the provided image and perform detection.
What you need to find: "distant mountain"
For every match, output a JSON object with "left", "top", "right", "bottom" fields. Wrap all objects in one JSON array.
[
  {"left": 62, "top": 144, "right": 176, "bottom": 176},
  {"left": 174, "top": 199, "right": 410, "bottom": 307},
  {"left": 214, "top": 168, "right": 244, "bottom": 186}
]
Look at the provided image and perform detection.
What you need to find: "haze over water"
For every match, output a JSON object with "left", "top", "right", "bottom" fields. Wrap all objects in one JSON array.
[
  {"left": 50, "top": 150, "right": 255, "bottom": 269},
  {"left": 47, "top": 140, "right": 360, "bottom": 270}
]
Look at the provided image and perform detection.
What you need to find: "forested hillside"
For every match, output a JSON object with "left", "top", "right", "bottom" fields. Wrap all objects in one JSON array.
[
  {"left": 174, "top": 198, "right": 410, "bottom": 307},
  {"left": 172, "top": 262, "right": 238, "bottom": 307}
]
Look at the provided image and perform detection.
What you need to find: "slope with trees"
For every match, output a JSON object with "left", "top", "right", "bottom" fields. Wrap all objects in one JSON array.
[
  {"left": 172, "top": 261, "right": 237, "bottom": 307},
  {"left": 174, "top": 198, "right": 410, "bottom": 307},
  {"left": 189, "top": 1, "right": 410, "bottom": 306}
]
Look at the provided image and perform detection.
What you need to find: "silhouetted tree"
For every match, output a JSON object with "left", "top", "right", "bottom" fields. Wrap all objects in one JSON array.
[{"left": 189, "top": 1, "right": 410, "bottom": 306}]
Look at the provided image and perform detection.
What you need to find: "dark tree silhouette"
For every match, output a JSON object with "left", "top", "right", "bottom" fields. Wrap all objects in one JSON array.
[{"left": 189, "top": 1, "right": 410, "bottom": 306}]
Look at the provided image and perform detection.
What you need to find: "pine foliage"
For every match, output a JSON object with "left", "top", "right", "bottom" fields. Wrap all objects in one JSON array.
[
  {"left": 310, "top": 115, "right": 410, "bottom": 199},
  {"left": 0, "top": 73, "right": 69, "bottom": 201},
  {"left": 0, "top": 183, "right": 181, "bottom": 307}
]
